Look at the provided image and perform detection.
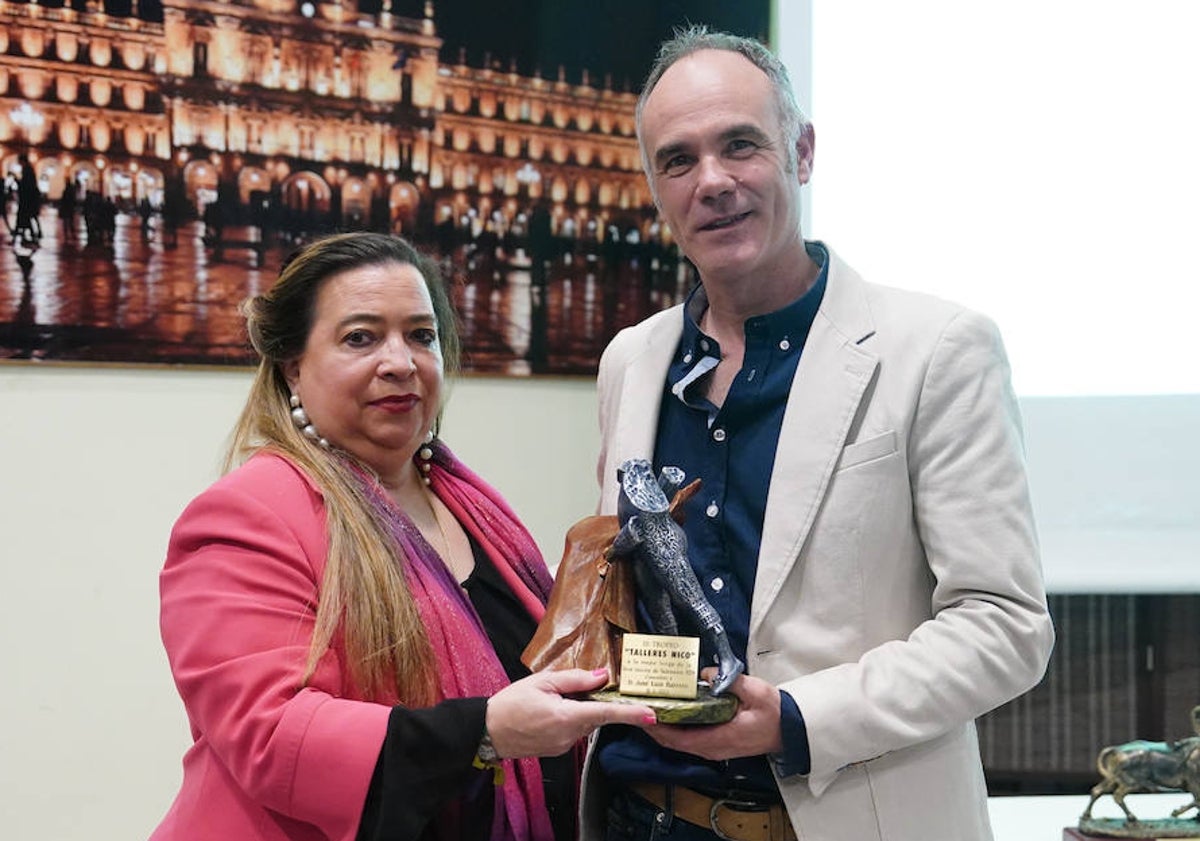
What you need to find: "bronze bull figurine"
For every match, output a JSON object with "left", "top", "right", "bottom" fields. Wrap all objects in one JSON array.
[{"left": 1080, "top": 705, "right": 1200, "bottom": 824}]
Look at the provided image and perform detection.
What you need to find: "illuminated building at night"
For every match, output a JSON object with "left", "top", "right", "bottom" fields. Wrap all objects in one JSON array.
[{"left": 0, "top": 0, "right": 656, "bottom": 247}]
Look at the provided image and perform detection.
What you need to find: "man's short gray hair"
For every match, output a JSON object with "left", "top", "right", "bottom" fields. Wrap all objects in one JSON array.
[{"left": 635, "top": 24, "right": 810, "bottom": 181}]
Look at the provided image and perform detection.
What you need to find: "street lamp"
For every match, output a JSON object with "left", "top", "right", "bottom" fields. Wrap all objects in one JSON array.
[
  {"left": 515, "top": 162, "right": 541, "bottom": 188},
  {"left": 10, "top": 102, "right": 45, "bottom": 145}
]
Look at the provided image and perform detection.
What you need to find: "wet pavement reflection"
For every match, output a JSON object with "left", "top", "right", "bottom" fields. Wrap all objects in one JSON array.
[{"left": 0, "top": 207, "right": 695, "bottom": 375}]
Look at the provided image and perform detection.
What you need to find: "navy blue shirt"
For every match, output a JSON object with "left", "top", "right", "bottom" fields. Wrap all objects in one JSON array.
[{"left": 597, "top": 242, "right": 829, "bottom": 796}]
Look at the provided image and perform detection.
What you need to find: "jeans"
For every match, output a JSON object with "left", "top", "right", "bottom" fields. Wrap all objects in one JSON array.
[{"left": 605, "top": 786, "right": 726, "bottom": 841}]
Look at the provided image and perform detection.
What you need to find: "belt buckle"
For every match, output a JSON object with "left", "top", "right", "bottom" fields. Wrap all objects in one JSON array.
[{"left": 708, "top": 796, "right": 768, "bottom": 841}]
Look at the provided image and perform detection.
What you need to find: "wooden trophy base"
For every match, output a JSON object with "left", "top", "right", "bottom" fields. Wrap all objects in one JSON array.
[{"left": 587, "top": 682, "right": 738, "bottom": 725}]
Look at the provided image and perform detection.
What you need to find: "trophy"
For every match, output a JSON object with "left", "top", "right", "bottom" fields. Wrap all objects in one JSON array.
[
  {"left": 522, "top": 458, "right": 744, "bottom": 724},
  {"left": 1071, "top": 705, "right": 1200, "bottom": 839}
]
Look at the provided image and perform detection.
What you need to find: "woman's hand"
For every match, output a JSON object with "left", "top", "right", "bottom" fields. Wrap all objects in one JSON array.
[{"left": 485, "top": 668, "right": 656, "bottom": 758}]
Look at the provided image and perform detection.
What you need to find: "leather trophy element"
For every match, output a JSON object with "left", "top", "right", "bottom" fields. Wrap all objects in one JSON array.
[{"left": 521, "top": 477, "right": 701, "bottom": 685}]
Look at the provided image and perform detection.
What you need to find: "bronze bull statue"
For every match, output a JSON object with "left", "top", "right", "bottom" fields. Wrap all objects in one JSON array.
[{"left": 1080, "top": 705, "right": 1200, "bottom": 824}]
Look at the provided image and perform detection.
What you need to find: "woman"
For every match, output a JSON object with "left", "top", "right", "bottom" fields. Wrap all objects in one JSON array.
[{"left": 152, "top": 233, "right": 654, "bottom": 841}]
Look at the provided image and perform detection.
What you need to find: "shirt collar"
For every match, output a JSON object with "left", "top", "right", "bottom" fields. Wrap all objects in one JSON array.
[{"left": 673, "top": 241, "right": 830, "bottom": 378}]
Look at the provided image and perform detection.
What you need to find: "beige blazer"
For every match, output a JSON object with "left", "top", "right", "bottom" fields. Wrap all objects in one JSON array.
[{"left": 582, "top": 248, "right": 1055, "bottom": 841}]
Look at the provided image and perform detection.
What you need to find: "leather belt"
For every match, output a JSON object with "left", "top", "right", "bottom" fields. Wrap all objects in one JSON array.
[{"left": 630, "top": 783, "right": 797, "bottom": 841}]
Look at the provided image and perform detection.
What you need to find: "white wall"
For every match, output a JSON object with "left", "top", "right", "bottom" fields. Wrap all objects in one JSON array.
[
  {"left": 1023, "top": 394, "right": 1200, "bottom": 592},
  {"left": 0, "top": 363, "right": 601, "bottom": 840},
  {"left": 800, "top": 1, "right": 1200, "bottom": 398},
  {"left": 779, "top": 2, "right": 1200, "bottom": 587}
]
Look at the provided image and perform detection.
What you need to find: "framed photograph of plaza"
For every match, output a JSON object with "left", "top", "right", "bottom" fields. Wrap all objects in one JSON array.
[{"left": 0, "top": 0, "right": 769, "bottom": 375}]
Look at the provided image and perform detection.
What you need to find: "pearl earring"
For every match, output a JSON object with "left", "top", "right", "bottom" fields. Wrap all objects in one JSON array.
[
  {"left": 417, "top": 429, "right": 435, "bottom": 485},
  {"left": 289, "top": 394, "right": 330, "bottom": 450}
]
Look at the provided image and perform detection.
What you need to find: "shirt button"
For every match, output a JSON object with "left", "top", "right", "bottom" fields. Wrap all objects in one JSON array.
[
  {"left": 706, "top": 502, "right": 719, "bottom": 518},
  {"left": 683, "top": 352, "right": 693, "bottom": 364},
  {"left": 710, "top": 577, "right": 725, "bottom": 592},
  {"left": 779, "top": 338, "right": 791, "bottom": 351},
  {"left": 700, "top": 339, "right": 710, "bottom": 352},
  {"left": 712, "top": 428, "right": 726, "bottom": 442}
]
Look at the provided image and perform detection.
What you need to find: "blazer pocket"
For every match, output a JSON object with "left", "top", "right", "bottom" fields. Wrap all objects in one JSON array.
[{"left": 835, "top": 430, "right": 897, "bottom": 471}]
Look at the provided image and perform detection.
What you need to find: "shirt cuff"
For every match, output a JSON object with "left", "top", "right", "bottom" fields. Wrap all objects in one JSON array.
[{"left": 771, "top": 689, "right": 811, "bottom": 777}]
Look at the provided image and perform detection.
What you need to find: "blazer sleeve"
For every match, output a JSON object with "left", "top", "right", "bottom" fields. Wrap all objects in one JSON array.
[
  {"left": 779, "top": 308, "right": 1055, "bottom": 791},
  {"left": 160, "top": 461, "right": 391, "bottom": 840},
  {"left": 357, "top": 698, "right": 492, "bottom": 841}
]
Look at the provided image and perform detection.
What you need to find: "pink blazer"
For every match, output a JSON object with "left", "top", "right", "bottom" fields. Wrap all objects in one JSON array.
[{"left": 152, "top": 453, "right": 391, "bottom": 841}]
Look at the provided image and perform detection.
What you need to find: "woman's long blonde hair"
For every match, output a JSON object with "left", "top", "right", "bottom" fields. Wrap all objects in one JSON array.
[{"left": 225, "top": 233, "right": 461, "bottom": 706}]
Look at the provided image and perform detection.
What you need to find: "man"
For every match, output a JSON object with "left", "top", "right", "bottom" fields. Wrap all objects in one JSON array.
[
  {"left": 582, "top": 26, "right": 1055, "bottom": 841},
  {"left": 14, "top": 154, "right": 42, "bottom": 242}
]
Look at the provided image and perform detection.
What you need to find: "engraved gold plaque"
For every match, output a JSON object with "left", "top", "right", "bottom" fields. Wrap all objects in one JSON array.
[{"left": 618, "top": 633, "right": 700, "bottom": 700}]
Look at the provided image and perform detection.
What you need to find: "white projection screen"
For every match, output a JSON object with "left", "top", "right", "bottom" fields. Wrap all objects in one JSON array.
[{"left": 776, "top": 1, "right": 1200, "bottom": 591}]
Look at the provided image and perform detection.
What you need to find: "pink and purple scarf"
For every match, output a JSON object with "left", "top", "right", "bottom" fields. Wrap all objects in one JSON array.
[{"left": 356, "top": 438, "right": 556, "bottom": 841}]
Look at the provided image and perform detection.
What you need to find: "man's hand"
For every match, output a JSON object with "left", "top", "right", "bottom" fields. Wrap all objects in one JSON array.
[{"left": 645, "top": 669, "right": 784, "bottom": 760}]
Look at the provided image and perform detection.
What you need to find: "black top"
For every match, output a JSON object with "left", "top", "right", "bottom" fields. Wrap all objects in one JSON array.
[{"left": 358, "top": 537, "right": 575, "bottom": 841}]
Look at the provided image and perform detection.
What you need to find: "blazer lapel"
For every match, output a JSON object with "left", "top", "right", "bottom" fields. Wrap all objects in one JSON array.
[
  {"left": 601, "top": 310, "right": 682, "bottom": 511},
  {"left": 750, "top": 253, "right": 879, "bottom": 638}
]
